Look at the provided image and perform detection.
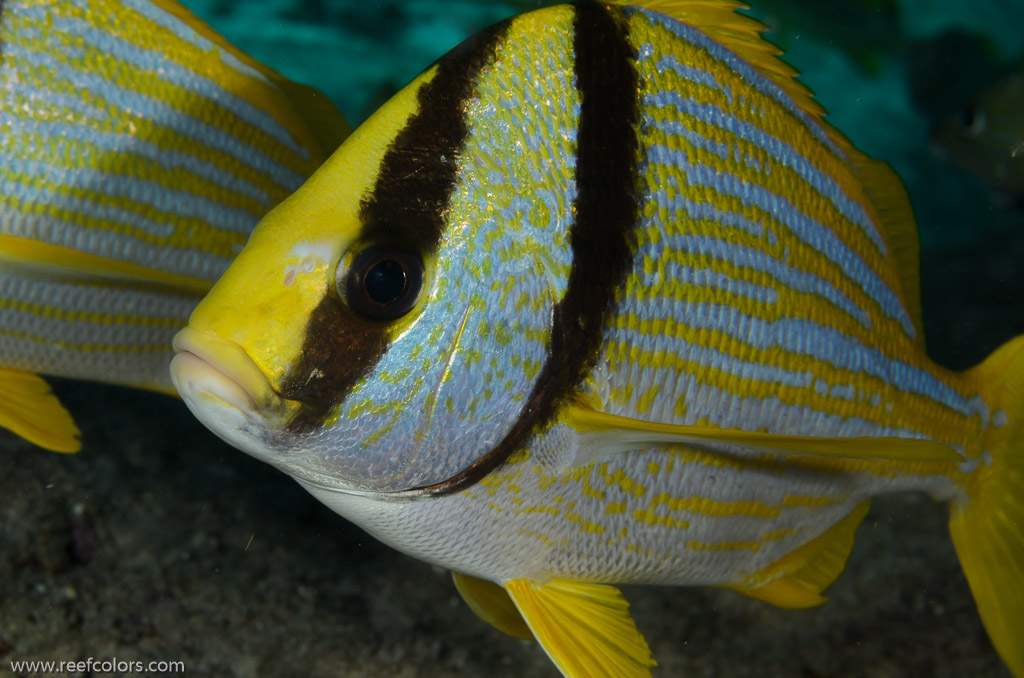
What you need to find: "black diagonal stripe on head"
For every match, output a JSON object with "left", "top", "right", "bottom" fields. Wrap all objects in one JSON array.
[
  {"left": 282, "top": 20, "right": 511, "bottom": 433},
  {"left": 414, "top": 3, "right": 642, "bottom": 496}
]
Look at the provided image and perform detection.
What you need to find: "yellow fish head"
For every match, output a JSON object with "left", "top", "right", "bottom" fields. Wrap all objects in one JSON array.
[{"left": 171, "top": 6, "right": 581, "bottom": 496}]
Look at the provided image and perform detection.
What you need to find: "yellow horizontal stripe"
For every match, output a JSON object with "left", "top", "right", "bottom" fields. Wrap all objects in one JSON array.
[
  {"left": 0, "top": 326, "right": 173, "bottom": 354},
  {"left": 12, "top": 2, "right": 317, "bottom": 173},
  {"left": 2, "top": 106, "right": 272, "bottom": 219},
  {"left": 0, "top": 295, "right": 186, "bottom": 329},
  {"left": 639, "top": 13, "right": 866, "bottom": 232},
  {"left": 639, "top": 144, "right": 910, "bottom": 343},
  {"left": 601, "top": 315, "right": 970, "bottom": 442},
  {"left": 0, "top": 235, "right": 212, "bottom": 294},
  {"left": 780, "top": 493, "right": 848, "bottom": 508},
  {"left": 1, "top": 76, "right": 283, "bottom": 219},
  {"left": 648, "top": 492, "right": 780, "bottom": 519},
  {"left": 2, "top": 58, "right": 296, "bottom": 211},
  {"left": 685, "top": 528, "right": 793, "bottom": 552}
]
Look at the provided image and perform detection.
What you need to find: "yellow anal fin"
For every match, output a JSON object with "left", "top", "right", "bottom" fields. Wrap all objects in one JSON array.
[
  {"left": 504, "top": 578, "right": 655, "bottom": 678},
  {"left": 565, "top": 403, "right": 961, "bottom": 464},
  {"left": 729, "top": 500, "right": 870, "bottom": 609},
  {"left": 452, "top": 571, "right": 534, "bottom": 640},
  {"left": 0, "top": 235, "right": 212, "bottom": 295},
  {"left": 0, "top": 368, "right": 81, "bottom": 453}
]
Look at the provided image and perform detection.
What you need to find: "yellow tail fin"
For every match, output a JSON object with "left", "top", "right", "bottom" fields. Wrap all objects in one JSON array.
[{"left": 953, "top": 335, "right": 1024, "bottom": 678}]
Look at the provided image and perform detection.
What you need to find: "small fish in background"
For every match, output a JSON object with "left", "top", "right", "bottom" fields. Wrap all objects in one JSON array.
[
  {"left": 907, "top": 29, "right": 1024, "bottom": 203},
  {"left": 932, "top": 71, "right": 1024, "bottom": 200},
  {"left": 0, "top": 0, "right": 348, "bottom": 452},
  {"left": 170, "top": 1, "right": 1024, "bottom": 676}
]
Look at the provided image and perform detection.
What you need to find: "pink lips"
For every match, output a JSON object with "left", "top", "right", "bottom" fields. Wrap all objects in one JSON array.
[
  {"left": 169, "top": 327, "right": 286, "bottom": 426},
  {"left": 170, "top": 350, "right": 257, "bottom": 414}
]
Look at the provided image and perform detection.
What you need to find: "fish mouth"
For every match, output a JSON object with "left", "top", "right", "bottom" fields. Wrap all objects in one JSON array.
[{"left": 170, "top": 327, "right": 297, "bottom": 432}]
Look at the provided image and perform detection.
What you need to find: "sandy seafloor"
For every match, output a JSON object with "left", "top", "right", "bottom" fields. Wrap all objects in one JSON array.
[{"left": 3, "top": 0, "right": 1024, "bottom": 676}]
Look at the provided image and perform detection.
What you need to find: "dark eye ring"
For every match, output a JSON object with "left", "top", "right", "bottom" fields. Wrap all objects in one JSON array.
[{"left": 340, "top": 246, "right": 424, "bottom": 320}]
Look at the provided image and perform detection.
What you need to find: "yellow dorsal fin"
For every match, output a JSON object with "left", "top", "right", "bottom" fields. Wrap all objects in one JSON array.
[
  {"left": 452, "top": 571, "right": 534, "bottom": 640},
  {"left": 0, "top": 368, "right": 81, "bottom": 453},
  {"left": 565, "top": 402, "right": 962, "bottom": 464},
  {"left": 852, "top": 154, "right": 926, "bottom": 347},
  {"left": 727, "top": 500, "right": 871, "bottom": 608},
  {"left": 504, "top": 578, "right": 656, "bottom": 678},
  {"left": 610, "top": 0, "right": 826, "bottom": 121},
  {"left": 149, "top": 0, "right": 349, "bottom": 154}
]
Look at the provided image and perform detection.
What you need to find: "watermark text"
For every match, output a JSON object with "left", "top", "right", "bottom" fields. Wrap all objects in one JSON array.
[{"left": 9, "top": 657, "right": 185, "bottom": 674}]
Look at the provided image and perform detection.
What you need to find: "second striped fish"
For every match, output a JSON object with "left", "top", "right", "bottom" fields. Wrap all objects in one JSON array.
[{"left": 0, "top": 0, "right": 347, "bottom": 451}]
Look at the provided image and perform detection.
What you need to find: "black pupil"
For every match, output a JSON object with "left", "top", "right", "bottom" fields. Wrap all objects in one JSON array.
[
  {"left": 364, "top": 259, "right": 407, "bottom": 305},
  {"left": 342, "top": 247, "right": 423, "bottom": 320}
]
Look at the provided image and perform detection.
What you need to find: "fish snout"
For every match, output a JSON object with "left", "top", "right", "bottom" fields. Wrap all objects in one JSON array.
[{"left": 170, "top": 327, "right": 297, "bottom": 430}]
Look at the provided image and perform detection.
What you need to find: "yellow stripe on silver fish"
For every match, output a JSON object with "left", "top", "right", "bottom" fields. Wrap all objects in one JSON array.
[
  {"left": 170, "top": 2, "right": 1024, "bottom": 677},
  {"left": 0, "top": 264, "right": 198, "bottom": 388},
  {"left": 0, "top": 0, "right": 347, "bottom": 451},
  {"left": 590, "top": 6, "right": 978, "bottom": 461}
]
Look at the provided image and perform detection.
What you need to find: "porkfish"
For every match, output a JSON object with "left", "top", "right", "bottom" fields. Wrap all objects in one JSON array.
[
  {"left": 169, "top": 1, "right": 1024, "bottom": 676},
  {"left": 0, "top": 0, "right": 347, "bottom": 452}
]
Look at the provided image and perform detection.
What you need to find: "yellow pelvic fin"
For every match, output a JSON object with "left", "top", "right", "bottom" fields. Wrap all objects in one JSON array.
[
  {"left": 452, "top": 571, "right": 534, "bottom": 640},
  {"left": 953, "top": 336, "right": 1024, "bottom": 678},
  {"left": 728, "top": 500, "right": 870, "bottom": 609},
  {"left": 565, "top": 402, "right": 962, "bottom": 464},
  {"left": 609, "top": 0, "right": 826, "bottom": 122},
  {"left": 504, "top": 578, "right": 655, "bottom": 678},
  {"left": 0, "top": 235, "right": 213, "bottom": 295},
  {"left": 0, "top": 369, "right": 81, "bottom": 453}
]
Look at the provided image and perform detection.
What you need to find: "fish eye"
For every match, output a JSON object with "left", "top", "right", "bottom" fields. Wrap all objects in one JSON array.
[
  {"left": 340, "top": 246, "right": 424, "bottom": 320},
  {"left": 955, "top": 105, "right": 987, "bottom": 138}
]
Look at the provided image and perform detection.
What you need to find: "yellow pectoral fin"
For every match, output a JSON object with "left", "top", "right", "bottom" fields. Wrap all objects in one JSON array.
[
  {"left": 728, "top": 500, "right": 871, "bottom": 609},
  {"left": 452, "top": 572, "right": 534, "bottom": 640},
  {"left": 504, "top": 578, "right": 655, "bottom": 678},
  {"left": 565, "top": 403, "right": 961, "bottom": 464},
  {"left": 0, "top": 369, "right": 81, "bottom": 453}
]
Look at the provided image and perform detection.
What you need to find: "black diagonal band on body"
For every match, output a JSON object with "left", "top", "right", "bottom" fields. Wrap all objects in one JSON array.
[
  {"left": 411, "top": 3, "right": 642, "bottom": 498},
  {"left": 281, "top": 20, "right": 511, "bottom": 432}
]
